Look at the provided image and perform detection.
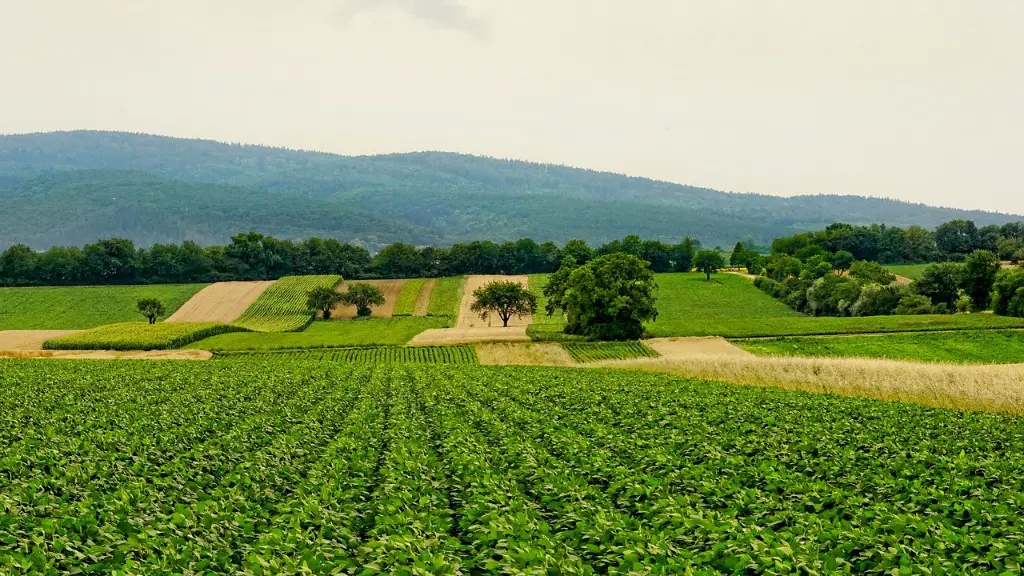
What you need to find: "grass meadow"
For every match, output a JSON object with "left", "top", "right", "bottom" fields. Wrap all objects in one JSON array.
[
  {"left": 190, "top": 317, "right": 449, "bottom": 350},
  {"left": 0, "top": 284, "right": 206, "bottom": 330},
  {"left": 736, "top": 329, "right": 1024, "bottom": 364},
  {"left": 885, "top": 263, "right": 933, "bottom": 281}
]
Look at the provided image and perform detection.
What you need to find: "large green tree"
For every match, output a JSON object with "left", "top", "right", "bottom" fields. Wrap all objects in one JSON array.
[
  {"left": 961, "top": 250, "right": 1000, "bottom": 310},
  {"left": 694, "top": 250, "right": 726, "bottom": 281},
  {"left": 470, "top": 281, "right": 538, "bottom": 327},
  {"left": 340, "top": 283, "right": 385, "bottom": 317},
  {"left": 306, "top": 286, "right": 342, "bottom": 320},
  {"left": 548, "top": 253, "right": 658, "bottom": 340},
  {"left": 915, "top": 262, "right": 964, "bottom": 308}
]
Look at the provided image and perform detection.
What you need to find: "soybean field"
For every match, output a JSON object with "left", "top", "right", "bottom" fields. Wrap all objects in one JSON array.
[
  {"left": 2, "top": 359, "right": 1023, "bottom": 573},
  {"left": 562, "top": 341, "right": 658, "bottom": 362},
  {"left": 217, "top": 346, "right": 477, "bottom": 364}
]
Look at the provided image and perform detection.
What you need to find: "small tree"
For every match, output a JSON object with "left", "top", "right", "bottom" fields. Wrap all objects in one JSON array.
[
  {"left": 340, "top": 282, "right": 385, "bottom": 317},
  {"left": 137, "top": 298, "right": 165, "bottom": 325},
  {"left": 694, "top": 249, "right": 725, "bottom": 281},
  {"left": 470, "top": 281, "right": 538, "bottom": 327},
  {"left": 307, "top": 286, "right": 342, "bottom": 320},
  {"left": 830, "top": 251, "right": 854, "bottom": 275},
  {"left": 962, "top": 249, "right": 1000, "bottom": 310}
]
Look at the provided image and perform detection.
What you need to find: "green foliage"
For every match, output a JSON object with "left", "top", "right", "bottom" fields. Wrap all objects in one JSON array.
[
  {"left": 934, "top": 219, "right": 979, "bottom": 256},
  {"left": 915, "top": 262, "right": 965, "bottom": 307},
  {"left": 830, "top": 250, "right": 854, "bottom": 273},
  {"left": 469, "top": 281, "right": 537, "bottom": 327},
  {"left": 962, "top": 250, "right": 1000, "bottom": 310},
  {"left": 426, "top": 276, "right": 465, "bottom": 322},
  {"left": 0, "top": 284, "right": 205, "bottom": 330},
  {"left": 135, "top": 298, "right": 166, "bottom": 324},
  {"left": 4, "top": 359, "right": 1024, "bottom": 571},
  {"left": 848, "top": 260, "right": 896, "bottom": 285},
  {"left": 562, "top": 341, "right": 659, "bottom": 362},
  {"left": 885, "top": 263, "right": 933, "bottom": 281},
  {"left": 738, "top": 330, "right": 1024, "bottom": 364},
  {"left": 191, "top": 317, "right": 449, "bottom": 350},
  {"left": 44, "top": 322, "right": 246, "bottom": 350},
  {"left": 693, "top": 249, "right": 726, "bottom": 280},
  {"left": 850, "top": 283, "right": 901, "bottom": 317},
  {"left": 306, "top": 286, "right": 342, "bottom": 320},
  {"left": 216, "top": 345, "right": 478, "bottom": 364},
  {"left": 235, "top": 275, "right": 341, "bottom": 331},
  {"left": 894, "top": 294, "right": 934, "bottom": 315},
  {"left": 992, "top": 268, "right": 1024, "bottom": 317},
  {"left": 559, "top": 253, "right": 659, "bottom": 340},
  {"left": 806, "top": 275, "right": 862, "bottom": 316},
  {"left": 393, "top": 279, "right": 426, "bottom": 316},
  {"left": 340, "top": 282, "right": 385, "bottom": 317}
]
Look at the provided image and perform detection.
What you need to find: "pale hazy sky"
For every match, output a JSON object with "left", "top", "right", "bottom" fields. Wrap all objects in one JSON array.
[{"left": 2, "top": 1, "right": 1022, "bottom": 213}]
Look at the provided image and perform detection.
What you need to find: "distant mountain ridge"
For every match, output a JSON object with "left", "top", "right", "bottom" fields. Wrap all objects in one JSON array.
[{"left": 0, "top": 130, "right": 1018, "bottom": 249}]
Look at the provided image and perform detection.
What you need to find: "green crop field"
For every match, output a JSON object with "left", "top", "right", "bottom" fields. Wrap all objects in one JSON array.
[
  {"left": 886, "top": 263, "right": 932, "bottom": 281},
  {"left": 191, "top": 317, "right": 448, "bottom": 351},
  {"left": 217, "top": 345, "right": 478, "bottom": 364},
  {"left": 563, "top": 341, "right": 658, "bottom": 363},
  {"left": 43, "top": 322, "right": 247, "bottom": 350},
  {"left": 737, "top": 329, "right": 1024, "bottom": 364},
  {"left": 233, "top": 275, "right": 341, "bottom": 332},
  {"left": 426, "top": 276, "right": 464, "bottom": 322},
  {"left": 3, "top": 358, "right": 1024, "bottom": 573},
  {"left": 392, "top": 278, "right": 425, "bottom": 316},
  {"left": 0, "top": 284, "right": 206, "bottom": 330}
]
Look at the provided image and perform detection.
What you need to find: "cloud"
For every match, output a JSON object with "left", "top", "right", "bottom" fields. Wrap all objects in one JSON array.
[{"left": 337, "top": 0, "right": 490, "bottom": 39}]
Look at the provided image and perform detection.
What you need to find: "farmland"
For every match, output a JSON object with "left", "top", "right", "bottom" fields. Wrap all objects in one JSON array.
[
  {"left": 43, "top": 322, "right": 247, "bottom": 351},
  {"left": 0, "top": 284, "right": 206, "bottom": 330},
  {"left": 885, "top": 263, "right": 932, "bottom": 281},
  {"left": 233, "top": 275, "right": 340, "bottom": 332},
  {"left": 2, "top": 358, "right": 1024, "bottom": 573},
  {"left": 737, "top": 329, "right": 1024, "bottom": 364},
  {"left": 392, "top": 278, "right": 425, "bottom": 316},
  {"left": 563, "top": 341, "right": 658, "bottom": 363},
  {"left": 190, "top": 317, "right": 448, "bottom": 350},
  {"left": 217, "top": 345, "right": 477, "bottom": 364},
  {"left": 426, "top": 276, "right": 465, "bottom": 321}
]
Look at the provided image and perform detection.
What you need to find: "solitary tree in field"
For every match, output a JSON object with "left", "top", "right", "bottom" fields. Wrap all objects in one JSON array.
[
  {"left": 548, "top": 253, "right": 657, "bottom": 340},
  {"left": 307, "top": 286, "right": 342, "bottom": 320},
  {"left": 471, "top": 281, "right": 537, "bottom": 327},
  {"left": 694, "top": 249, "right": 726, "bottom": 281},
  {"left": 137, "top": 298, "right": 166, "bottom": 325},
  {"left": 340, "top": 282, "right": 385, "bottom": 317}
]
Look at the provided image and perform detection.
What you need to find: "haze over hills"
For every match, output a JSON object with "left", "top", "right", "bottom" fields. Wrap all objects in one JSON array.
[{"left": 0, "top": 130, "right": 1018, "bottom": 250}]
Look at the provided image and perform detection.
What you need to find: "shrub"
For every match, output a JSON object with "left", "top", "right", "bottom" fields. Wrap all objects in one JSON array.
[
  {"left": 849, "top": 261, "right": 896, "bottom": 285},
  {"left": 962, "top": 250, "right": 1000, "bottom": 311},
  {"left": 806, "top": 275, "right": 862, "bottom": 317},
  {"left": 894, "top": 295, "right": 933, "bottom": 315},
  {"left": 992, "top": 269, "right": 1024, "bottom": 317},
  {"left": 850, "top": 283, "right": 901, "bottom": 317},
  {"left": 916, "top": 262, "right": 964, "bottom": 308}
]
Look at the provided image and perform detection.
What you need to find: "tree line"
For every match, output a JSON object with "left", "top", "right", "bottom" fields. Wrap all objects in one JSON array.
[{"left": 0, "top": 232, "right": 708, "bottom": 287}]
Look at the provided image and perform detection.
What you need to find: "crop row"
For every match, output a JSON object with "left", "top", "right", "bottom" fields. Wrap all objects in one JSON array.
[
  {"left": 42, "top": 322, "right": 247, "bottom": 350},
  {"left": 426, "top": 276, "right": 464, "bottom": 321},
  {"left": 233, "top": 275, "right": 341, "bottom": 332},
  {"left": 3, "top": 359, "right": 1024, "bottom": 573},
  {"left": 562, "top": 341, "right": 659, "bottom": 362},
  {"left": 392, "top": 278, "right": 425, "bottom": 316},
  {"left": 217, "top": 345, "right": 478, "bottom": 364}
]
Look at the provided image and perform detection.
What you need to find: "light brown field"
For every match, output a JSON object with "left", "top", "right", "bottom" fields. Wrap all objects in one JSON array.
[
  {"left": 0, "top": 349, "right": 212, "bottom": 360},
  {"left": 724, "top": 270, "right": 758, "bottom": 280},
  {"left": 0, "top": 330, "right": 81, "bottom": 350},
  {"left": 457, "top": 275, "right": 532, "bottom": 328},
  {"left": 892, "top": 274, "right": 914, "bottom": 287},
  {"left": 413, "top": 279, "right": 438, "bottom": 316},
  {"left": 409, "top": 326, "right": 531, "bottom": 346},
  {"left": 476, "top": 342, "right": 575, "bottom": 366},
  {"left": 166, "top": 281, "right": 275, "bottom": 323},
  {"left": 644, "top": 337, "right": 753, "bottom": 359},
  {"left": 331, "top": 279, "right": 405, "bottom": 319}
]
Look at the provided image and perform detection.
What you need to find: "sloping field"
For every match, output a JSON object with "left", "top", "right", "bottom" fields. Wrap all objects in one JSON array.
[
  {"left": 426, "top": 276, "right": 465, "bottom": 320},
  {"left": 331, "top": 279, "right": 404, "bottom": 319},
  {"left": 0, "top": 330, "right": 81, "bottom": 350},
  {"left": 414, "top": 279, "right": 437, "bottom": 316},
  {"left": 392, "top": 279, "right": 425, "bottom": 316},
  {"left": 191, "top": 317, "right": 448, "bottom": 350},
  {"left": 165, "top": 281, "right": 275, "bottom": 323},
  {"left": 234, "top": 275, "right": 341, "bottom": 332},
  {"left": 457, "top": 275, "right": 532, "bottom": 328},
  {"left": 44, "top": 322, "right": 247, "bottom": 351},
  {"left": 0, "top": 284, "right": 206, "bottom": 330},
  {"left": 645, "top": 336, "right": 754, "bottom": 359}
]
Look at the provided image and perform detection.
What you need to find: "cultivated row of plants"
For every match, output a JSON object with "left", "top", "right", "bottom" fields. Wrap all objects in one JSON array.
[
  {"left": 234, "top": 275, "right": 341, "bottom": 331},
  {"left": 562, "top": 341, "right": 659, "bottom": 363},
  {"left": 216, "top": 345, "right": 478, "bottom": 364},
  {"left": 4, "top": 358, "right": 1022, "bottom": 572},
  {"left": 42, "top": 322, "right": 247, "bottom": 350}
]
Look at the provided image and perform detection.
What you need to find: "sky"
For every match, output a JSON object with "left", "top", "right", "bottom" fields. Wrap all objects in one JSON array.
[{"left": 1, "top": 1, "right": 1022, "bottom": 214}]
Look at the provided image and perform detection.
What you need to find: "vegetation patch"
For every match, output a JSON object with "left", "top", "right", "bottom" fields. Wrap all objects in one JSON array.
[
  {"left": 392, "top": 278, "right": 426, "bottom": 316},
  {"left": 4, "top": 359, "right": 1024, "bottom": 572},
  {"left": 885, "top": 263, "right": 932, "bottom": 281},
  {"left": 216, "top": 345, "right": 477, "bottom": 364},
  {"left": 43, "top": 322, "right": 246, "bottom": 351},
  {"left": 526, "top": 274, "right": 582, "bottom": 341},
  {"left": 737, "top": 329, "right": 1024, "bottom": 364},
  {"left": 0, "top": 284, "right": 206, "bottom": 330},
  {"left": 191, "top": 317, "right": 448, "bottom": 351},
  {"left": 426, "top": 276, "right": 465, "bottom": 322},
  {"left": 563, "top": 341, "right": 659, "bottom": 363},
  {"left": 234, "top": 275, "right": 341, "bottom": 332}
]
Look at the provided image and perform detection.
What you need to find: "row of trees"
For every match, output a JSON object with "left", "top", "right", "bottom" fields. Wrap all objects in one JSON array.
[
  {"left": 0, "top": 232, "right": 710, "bottom": 286},
  {"left": 770, "top": 220, "right": 1024, "bottom": 264}
]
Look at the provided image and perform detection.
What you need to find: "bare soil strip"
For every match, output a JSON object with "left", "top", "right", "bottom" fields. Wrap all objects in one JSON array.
[
  {"left": 724, "top": 270, "right": 758, "bottom": 280},
  {"left": 331, "top": 279, "right": 405, "bottom": 319},
  {"left": 0, "top": 349, "right": 212, "bottom": 360},
  {"left": 166, "top": 281, "right": 275, "bottom": 323},
  {"left": 644, "top": 337, "right": 753, "bottom": 360},
  {"left": 413, "top": 279, "right": 438, "bottom": 316},
  {"left": 409, "top": 326, "right": 531, "bottom": 346},
  {"left": 476, "top": 342, "right": 575, "bottom": 366},
  {"left": 0, "top": 330, "right": 82, "bottom": 350},
  {"left": 457, "top": 275, "right": 532, "bottom": 328}
]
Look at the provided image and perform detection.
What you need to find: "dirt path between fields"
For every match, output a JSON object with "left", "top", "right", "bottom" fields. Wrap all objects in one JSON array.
[
  {"left": 724, "top": 270, "right": 758, "bottom": 280},
  {"left": 0, "top": 330, "right": 82, "bottom": 350},
  {"left": 413, "top": 279, "right": 437, "bottom": 316},
  {"left": 0, "top": 349, "right": 212, "bottom": 360},
  {"left": 457, "top": 275, "right": 532, "bottom": 328},
  {"left": 166, "top": 281, "right": 275, "bottom": 323},
  {"left": 410, "top": 326, "right": 531, "bottom": 346},
  {"left": 331, "top": 279, "right": 405, "bottom": 319}
]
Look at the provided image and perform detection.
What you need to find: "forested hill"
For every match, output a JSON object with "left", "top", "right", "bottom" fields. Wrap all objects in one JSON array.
[{"left": 0, "top": 130, "right": 1017, "bottom": 250}]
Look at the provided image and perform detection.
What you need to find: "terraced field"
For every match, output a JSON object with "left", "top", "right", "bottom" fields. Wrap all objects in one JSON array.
[
  {"left": 3, "top": 359, "right": 1024, "bottom": 573},
  {"left": 233, "top": 275, "right": 341, "bottom": 332}
]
